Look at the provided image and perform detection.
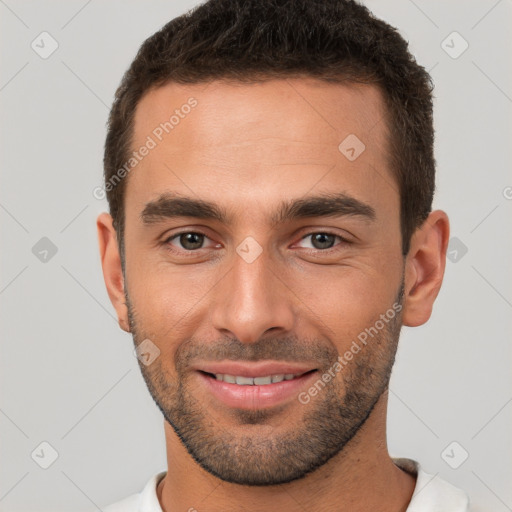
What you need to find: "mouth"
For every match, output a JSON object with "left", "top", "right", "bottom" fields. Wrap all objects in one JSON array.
[
  {"left": 195, "top": 368, "right": 319, "bottom": 410},
  {"left": 198, "top": 369, "right": 316, "bottom": 385}
]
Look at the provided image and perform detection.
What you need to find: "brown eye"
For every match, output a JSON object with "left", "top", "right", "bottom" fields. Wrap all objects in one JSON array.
[
  {"left": 177, "top": 232, "right": 204, "bottom": 250},
  {"left": 310, "top": 233, "right": 337, "bottom": 250},
  {"left": 298, "top": 232, "right": 342, "bottom": 251},
  {"left": 165, "top": 231, "right": 214, "bottom": 252}
]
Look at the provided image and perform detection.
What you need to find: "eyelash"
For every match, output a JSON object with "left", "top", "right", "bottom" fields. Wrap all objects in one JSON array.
[{"left": 162, "top": 230, "right": 350, "bottom": 255}]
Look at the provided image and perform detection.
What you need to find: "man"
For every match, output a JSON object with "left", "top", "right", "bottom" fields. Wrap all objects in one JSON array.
[{"left": 96, "top": 0, "right": 471, "bottom": 510}]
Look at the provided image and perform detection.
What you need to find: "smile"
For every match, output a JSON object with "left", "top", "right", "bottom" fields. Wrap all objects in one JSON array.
[{"left": 196, "top": 369, "right": 318, "bottom": 409}]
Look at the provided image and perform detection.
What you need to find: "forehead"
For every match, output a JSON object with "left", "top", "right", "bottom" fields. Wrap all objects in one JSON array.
[
  {"left": 133, "top": 78, "right": 389, "bottom": 150},
  {"left": 126, "top": 78, "right": 396, "bottom": 224}
]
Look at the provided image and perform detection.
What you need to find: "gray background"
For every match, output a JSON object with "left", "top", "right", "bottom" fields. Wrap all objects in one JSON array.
[{"left": 1, "top": 0, "right": 511, "bottom": 511}]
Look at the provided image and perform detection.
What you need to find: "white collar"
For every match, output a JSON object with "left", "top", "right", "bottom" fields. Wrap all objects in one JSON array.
[{"left": 133, "top": 458, "right": 470, "bottom": 512}]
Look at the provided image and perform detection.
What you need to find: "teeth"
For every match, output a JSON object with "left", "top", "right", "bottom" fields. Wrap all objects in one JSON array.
[
  {"left": 213, "top": 373, "right": 303, "bottom": 385},
  {"left": 254, "top": 375, "right": 273, "bottom": 385},
  {"left": 235, "top": 375, "right": 254, "bottom": 385}
]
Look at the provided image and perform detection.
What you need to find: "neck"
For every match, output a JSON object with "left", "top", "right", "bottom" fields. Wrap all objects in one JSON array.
[{"left": 157, "top": 391, "right": 416, "bottom": 512}]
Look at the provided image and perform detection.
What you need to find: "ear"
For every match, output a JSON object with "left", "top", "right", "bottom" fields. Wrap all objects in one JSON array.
[
  {"left": 402, "top": 210, "right": 450, "bottom": 327},
  {"left": 96, "top": 212, "right": 130, "bottom": 332}
]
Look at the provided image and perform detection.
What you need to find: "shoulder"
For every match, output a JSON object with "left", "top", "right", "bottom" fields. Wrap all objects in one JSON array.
[
  {"left": 100, "top": 471, "right": 166, "bottom": 512},
  {"left": 102, "top": 493, "right": 141, "bottom": 512},
  {"left": 392, "top": 457, "right": 471, "bottom": 512}
]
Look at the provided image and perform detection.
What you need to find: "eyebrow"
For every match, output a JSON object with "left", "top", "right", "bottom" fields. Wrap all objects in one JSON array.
[{"left": 140, "top": 191, "right": 376, "bottom": 227}]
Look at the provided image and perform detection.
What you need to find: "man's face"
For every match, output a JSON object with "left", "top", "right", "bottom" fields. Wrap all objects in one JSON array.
[{"left": 122, "top": 78, "right": 404, "bottom": 485}]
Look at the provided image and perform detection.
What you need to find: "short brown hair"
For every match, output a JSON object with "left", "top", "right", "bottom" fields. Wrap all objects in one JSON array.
[{"left": 103, "top": 0, "right": 435, "bottom": 263}]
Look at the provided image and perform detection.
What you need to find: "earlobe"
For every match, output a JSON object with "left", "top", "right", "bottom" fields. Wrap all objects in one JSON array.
[
  {"left": 401, "top": 210, "right": 450, "bottom": 327},
  {"left": 96, "top": 212, "right": 131, "bottom": 333}
]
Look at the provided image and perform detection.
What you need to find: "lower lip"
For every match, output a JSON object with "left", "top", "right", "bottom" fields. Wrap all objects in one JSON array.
[{"left": 196, "top": 370, "right": 318, "bottom": 410}]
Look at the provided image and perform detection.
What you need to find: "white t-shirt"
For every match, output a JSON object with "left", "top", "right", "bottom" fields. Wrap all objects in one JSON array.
[{"left": 101, "top": 457, "right": 470, "bottom": 511}]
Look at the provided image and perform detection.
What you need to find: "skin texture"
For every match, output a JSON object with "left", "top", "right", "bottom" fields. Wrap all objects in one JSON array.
[{"left": 97, "top": 78, "right": 449, "bottom": 511}]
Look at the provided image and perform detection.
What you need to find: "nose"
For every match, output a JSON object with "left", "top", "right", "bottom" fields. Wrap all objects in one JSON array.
[{"left": 210, "top": 246, "right": 295, "bottom": 344}]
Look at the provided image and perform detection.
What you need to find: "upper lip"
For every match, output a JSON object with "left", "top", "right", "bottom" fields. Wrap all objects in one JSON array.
[{"left": 194, "top": 361, "right": 317, "bottom": 378}]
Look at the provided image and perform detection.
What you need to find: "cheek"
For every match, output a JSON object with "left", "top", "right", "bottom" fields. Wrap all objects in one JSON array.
[
  {"left": 285, "top": 265, "right": 398, "bottom": 344},
  {"left": 127, "top": 263, "right": 215, "bottom": 338},
  {"left": 127, "top": 239, "right": 402, "bottom": 351}
]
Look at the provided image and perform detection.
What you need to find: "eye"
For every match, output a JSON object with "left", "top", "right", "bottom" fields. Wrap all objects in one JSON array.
[
  {"left": 161, "top": 230, "right": 349, "bottom": 256},
  {"left": 164, "top": 231, "right": 219, "bottom": 252},
  {"left": 296, "top": 232, "right": 347, "bottom": 251}
]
